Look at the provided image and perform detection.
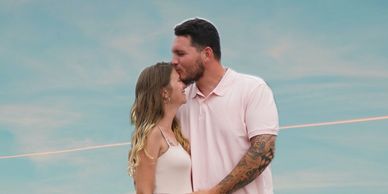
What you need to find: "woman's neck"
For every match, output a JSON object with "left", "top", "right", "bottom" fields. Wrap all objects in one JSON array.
[{"left": 158, "top": 105, "right": 178, "bottom": 131}]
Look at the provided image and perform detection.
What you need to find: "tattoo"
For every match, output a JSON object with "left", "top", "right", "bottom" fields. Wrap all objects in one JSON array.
[{"left": 218, "top": 134, "right": 276, "bottom": 194}]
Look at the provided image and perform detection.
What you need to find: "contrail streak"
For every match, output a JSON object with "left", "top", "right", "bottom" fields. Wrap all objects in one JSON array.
[
  {"left": 1, "top": 115, "right": 387, "bottom": 159},
  {"left": 279, "top": 115, "right": 388, "bottom": 129},
  {"left": 0, "top": 142, "right": 130, "bottom": 159}
]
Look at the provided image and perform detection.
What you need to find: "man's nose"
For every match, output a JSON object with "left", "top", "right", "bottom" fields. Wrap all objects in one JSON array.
[{"left": 171, "top": 56, "right": 178, "bottom": 66}]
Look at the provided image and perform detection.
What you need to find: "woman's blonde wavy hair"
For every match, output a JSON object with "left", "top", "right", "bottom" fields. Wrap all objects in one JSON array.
[{"left": 128, "top": 62, "right": 190, "bottom": 176}]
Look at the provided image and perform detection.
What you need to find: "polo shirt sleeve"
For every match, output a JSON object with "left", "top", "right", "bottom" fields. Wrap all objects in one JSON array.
[{"left": 245, "top": 83, "right": 279, "bottom": 139}]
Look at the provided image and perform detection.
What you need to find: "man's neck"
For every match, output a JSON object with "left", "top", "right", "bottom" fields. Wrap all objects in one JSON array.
[{"left": 196, "top": 64, "right": 226, "bottom": 97}]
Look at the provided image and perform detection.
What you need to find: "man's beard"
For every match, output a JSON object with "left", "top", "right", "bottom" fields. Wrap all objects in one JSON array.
[{"left": 182, "top": 60, "right": 205, "bottom": 86}]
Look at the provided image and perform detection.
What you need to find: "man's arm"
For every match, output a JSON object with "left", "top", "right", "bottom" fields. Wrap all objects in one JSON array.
[{"left": 209, "top": 134, "right": 276, "bottom": 194}]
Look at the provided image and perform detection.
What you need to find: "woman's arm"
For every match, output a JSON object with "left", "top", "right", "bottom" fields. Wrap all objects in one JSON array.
[{"left": 133, "top": 127, "right": 164, "bottom": 194}]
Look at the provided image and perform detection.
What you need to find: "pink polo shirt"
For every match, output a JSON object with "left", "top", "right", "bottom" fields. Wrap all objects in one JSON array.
[{"left": 177, "top": 68, "right": 279, "bottom": 194}]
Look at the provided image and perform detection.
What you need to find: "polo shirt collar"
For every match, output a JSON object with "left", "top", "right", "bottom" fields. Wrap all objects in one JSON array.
[{"left": 189, "top": 68, "right": 236, "bottom": 98}]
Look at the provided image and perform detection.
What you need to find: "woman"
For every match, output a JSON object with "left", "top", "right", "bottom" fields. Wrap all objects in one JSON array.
[{"left": 128, "top": 62, "right": 192, "bottom": 194}]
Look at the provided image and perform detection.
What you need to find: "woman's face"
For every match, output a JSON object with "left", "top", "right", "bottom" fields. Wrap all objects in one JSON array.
[{"left": 167, "top": 68, "right": 187, "bottom": 106}]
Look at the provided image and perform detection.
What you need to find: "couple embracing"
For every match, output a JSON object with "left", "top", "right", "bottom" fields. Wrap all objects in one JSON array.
[{"left": 128, "top": 18, "right": 279, "bottom": 194}]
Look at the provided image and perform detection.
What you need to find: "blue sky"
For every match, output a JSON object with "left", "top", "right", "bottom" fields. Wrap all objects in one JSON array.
[{"left": 1, "top": 0, "right": 387, "bottom": 193}]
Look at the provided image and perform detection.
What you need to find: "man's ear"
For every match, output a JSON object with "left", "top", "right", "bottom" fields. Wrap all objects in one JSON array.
[{"left": 202, "top": 46, "right": 213, "bottom": 61}]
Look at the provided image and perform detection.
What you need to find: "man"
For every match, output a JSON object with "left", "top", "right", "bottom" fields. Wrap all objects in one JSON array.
[{"left": 171, "top": 18, "right": 279, "bottom": 194}]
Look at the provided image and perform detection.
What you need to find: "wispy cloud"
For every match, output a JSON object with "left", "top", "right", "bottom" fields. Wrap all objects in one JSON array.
[
  {"left": 0, "top": 104, "right": 82, "bottom": 158},
  {"left": 275, "top": 170, "right": 388, "bottom": 191},
  {"left": 5, "top": 149, "right": 133, "bottom": 193},
  {"left": 1, "top": 55, "right": 133, "bottom": 97},
  {"left": 0, "top": 0, "right": 32, "bottom": 9},
  {"left": 265, "top": 37, "right": 388, "bottom": 80},
  {"left": 0, "top": 104, "right": 80, "bottom": 130},
  {"left": 304, "top": 125, "right": 388, "bottom": 153}
]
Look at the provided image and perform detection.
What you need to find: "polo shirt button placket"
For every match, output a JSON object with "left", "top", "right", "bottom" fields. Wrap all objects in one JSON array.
[{"left": 198, "top": 98, "right": 206, "bottom": 123}]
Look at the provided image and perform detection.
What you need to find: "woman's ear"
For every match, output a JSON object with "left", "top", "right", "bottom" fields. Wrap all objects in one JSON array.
[
  {"left": 161, "top": 88, "right": 171, "bottom": 103},
  {"left": 161, "top": 88, "right": 169, "bottom": 98}
]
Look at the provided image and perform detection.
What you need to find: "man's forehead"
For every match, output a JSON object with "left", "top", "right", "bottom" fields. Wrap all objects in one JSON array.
[
  {"left": 175, "top": 36, "right": 192, "bottom": 45},
  {"left": 173, "top": 36, "right": 194, "bottom": 50}
]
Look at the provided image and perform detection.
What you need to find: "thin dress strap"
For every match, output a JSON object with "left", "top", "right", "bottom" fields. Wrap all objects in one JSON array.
[{"left": 157, "top": 125, "right": 172, "bottom": 147}]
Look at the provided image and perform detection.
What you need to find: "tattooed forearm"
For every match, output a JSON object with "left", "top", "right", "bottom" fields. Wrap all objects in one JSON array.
[{"left": 216, "top": 134, "right": 276, "bottom": 194}]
